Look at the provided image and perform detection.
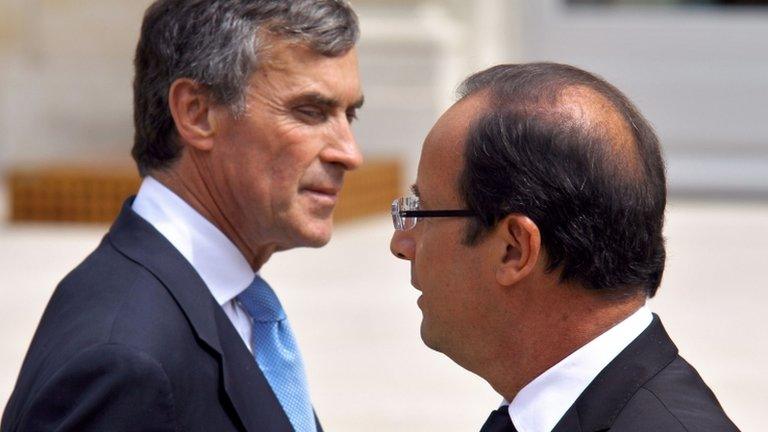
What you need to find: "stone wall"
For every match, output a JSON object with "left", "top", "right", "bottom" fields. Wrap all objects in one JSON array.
[
  {"left": 0, "top": 0, "right": 518, "bottom": 182},
  {"left": 0, "top": 0, "right": 154, "bottom": 170}
]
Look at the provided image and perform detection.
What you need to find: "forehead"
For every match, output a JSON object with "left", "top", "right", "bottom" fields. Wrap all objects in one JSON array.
[
  {"left": 417, "top": 95, "right": 486, "bottom": 205},
  {"left": 249, "top": 40, "right": 361, "bottom": 101}
]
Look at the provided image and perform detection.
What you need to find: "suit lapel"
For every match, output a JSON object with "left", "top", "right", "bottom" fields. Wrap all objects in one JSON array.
[
  {"left": 552, "top": 315, "right": 679, "bottom": 432},
  {"left": 214, "top": 305, "right": 294, "bottom": 431},
  {"left": 551, "top": 406, "right": 583, "bottom": 432},
  {"left": 108, "top": 199, "right": 293, "bottom": 432}
]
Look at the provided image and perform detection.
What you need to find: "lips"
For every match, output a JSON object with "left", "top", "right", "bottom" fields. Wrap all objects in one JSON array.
[
  {"left": 410, "top": 264, "right": 421, "bottom": 291},
  {"left": 301, "top": 184, "right": 341, "bottom": 207},
  {"left": 304, "top": 185, "right": 340, "bottom": 197},
  {"left": 411, "top": 278, "right": 421, "bottom": 292}
]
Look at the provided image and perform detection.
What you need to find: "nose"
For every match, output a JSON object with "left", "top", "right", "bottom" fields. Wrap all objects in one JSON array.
[
  {"left": 321, "top": 116, "right": 364, "bottom": 171},
  {"left": 390, "top": 229, "right": 415, "bottom": 261}
]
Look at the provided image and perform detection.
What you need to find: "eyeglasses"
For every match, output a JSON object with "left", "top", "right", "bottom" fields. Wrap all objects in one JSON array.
[{"left": 391, "top": 196, "right": 476, "bottom": 231}]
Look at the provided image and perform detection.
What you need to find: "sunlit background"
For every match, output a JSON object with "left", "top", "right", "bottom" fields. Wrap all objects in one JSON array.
[{"left": 1, "top": 0, "right": 766, "bottom": 430}]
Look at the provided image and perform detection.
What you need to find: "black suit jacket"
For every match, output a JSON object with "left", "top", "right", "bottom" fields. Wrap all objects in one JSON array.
[
  {"left": 551, "top": 316, "right": 739, "bottom": 432},
  {"left": 2, "top": 200, "right": 319, "bottom": 432}
]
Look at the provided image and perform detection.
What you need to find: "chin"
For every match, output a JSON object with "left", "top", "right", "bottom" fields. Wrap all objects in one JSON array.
[
  {"left": 303, "top": 234, "right": 332, "bottom": 248},
  {"left": 295, "top": 218, "right": 334, "bottom": 248},
  {"left": 420, "top": 321, "right": 443, "bottom": 353}
]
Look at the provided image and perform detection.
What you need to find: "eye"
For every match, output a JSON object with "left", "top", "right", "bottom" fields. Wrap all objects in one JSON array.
[
  {"left": 294, "top": 106, "right": 327, "bottom": 123},
  {"left": 346, "top": 108, "right": 358, "bottom": 123},
  {"left": 404, "top": 195, "right": 421, "bottom": 211}
]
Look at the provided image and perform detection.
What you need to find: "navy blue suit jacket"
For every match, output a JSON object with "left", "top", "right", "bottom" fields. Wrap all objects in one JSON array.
[
  {"left": 551, "top": 316, "right": 739, "bottom": 432},
  {"left": 2, "top": 200, "right": 319, "bottom": 432}
]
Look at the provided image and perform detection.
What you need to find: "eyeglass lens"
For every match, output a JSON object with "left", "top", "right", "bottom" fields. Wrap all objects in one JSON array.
[{"left": 391, "top": 196, "right": 419, "bottom": 231}]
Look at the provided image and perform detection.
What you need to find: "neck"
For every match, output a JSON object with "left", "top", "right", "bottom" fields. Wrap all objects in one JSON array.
[
  {"left": 478, "top": 283, "right": 646, "bottom": 402},
  {"left": 149, "top": 167, "right": 276, "bottom": 271}
]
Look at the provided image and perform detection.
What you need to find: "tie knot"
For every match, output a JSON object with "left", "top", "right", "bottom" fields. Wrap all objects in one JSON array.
[
  {"left": 480, "top": 406, "right": 517, "bottom": 432},
  {"left": 237, "top": 274, "right": 286, "bottom": 322}
]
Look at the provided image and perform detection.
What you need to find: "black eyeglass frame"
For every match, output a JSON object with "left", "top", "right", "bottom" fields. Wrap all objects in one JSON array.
[
  {"left": 398, "top": 209, "right": 476, "bottom": 218},
  {"left": 391, "top": 195, "right": 477, "bottom": 231}
]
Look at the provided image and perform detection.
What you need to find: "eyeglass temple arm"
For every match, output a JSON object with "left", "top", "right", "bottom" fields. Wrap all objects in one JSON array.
[{"left": 400, "top": 210, "right": 476, "bottom": 218}]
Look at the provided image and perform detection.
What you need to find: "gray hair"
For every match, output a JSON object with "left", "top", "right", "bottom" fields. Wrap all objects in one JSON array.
[{"left": 132, "top": 0, "right": 360, "bottom": 175}]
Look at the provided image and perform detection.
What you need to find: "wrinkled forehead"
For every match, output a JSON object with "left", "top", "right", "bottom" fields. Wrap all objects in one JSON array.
[
  {"left": 246, "top": 40, "right": 361, "bottom": 98},
  {"left": 257, "top": 35, "right": 351, "bottom": 71},
  {"left": 418, "top": 94, "right": 488, "bottom": 204}
]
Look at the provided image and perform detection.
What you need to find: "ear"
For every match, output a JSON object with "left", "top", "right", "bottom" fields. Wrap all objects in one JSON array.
[
  {"left": 168, "top": 78, "right": 219, "bottom": 152},
  {"left": 495, "top": 214, "right": 542, "bottom": 287}
]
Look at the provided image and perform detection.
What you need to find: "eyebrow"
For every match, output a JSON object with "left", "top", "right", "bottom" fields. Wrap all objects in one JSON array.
[
  {"left": 410, "top": 184, "right": 420, "bottom": 198},
  {"left": 410, "top": 184, "right": 428, "bottom": 208},
  {"left": 299, "top": 92, "right": 365, "bottom": 110},
  {"left": 352, "top": 95, "right": 365, "bottom": 110}
]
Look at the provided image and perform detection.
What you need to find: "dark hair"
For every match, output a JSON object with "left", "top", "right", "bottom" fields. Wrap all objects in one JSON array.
[
  {"left": 458, "top": 63, "right": 666, "bottom": 298},
  {"left": 132, "top": 0, "right": 359, "bottom": 175}
]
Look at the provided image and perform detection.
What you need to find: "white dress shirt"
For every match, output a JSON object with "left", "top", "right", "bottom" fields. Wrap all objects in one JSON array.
[
  {"left": 131, "top": 176, "right": 256, "bottom": 352},
  {"left": 507, "top": 306, "right": 653, "bottom": 432}
]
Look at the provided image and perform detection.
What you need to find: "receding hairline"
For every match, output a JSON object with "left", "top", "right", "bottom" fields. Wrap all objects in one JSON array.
[
  {"left": 554, "top": 84, "right": 642, "bottom": 178},
  {"left": 458, "top": 81, "right": 643, "bottom": 180}
]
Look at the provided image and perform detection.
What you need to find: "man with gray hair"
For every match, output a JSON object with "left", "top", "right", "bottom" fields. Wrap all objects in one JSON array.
[{"left": 2, "top": 1, "right": 362, "bottom": 431}]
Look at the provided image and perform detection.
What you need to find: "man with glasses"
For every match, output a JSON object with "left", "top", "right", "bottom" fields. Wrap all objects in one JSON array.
[
  {"left": 2, "top": 1, "right": 361, "bottom": 431},
  {"left": 390, "top": 63, "right": 739, "bottom": 432}
]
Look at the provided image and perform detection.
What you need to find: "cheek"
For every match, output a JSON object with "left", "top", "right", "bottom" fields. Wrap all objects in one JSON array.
[
  {"left": 270, "top": 130, "right": 323, "bottom": 181},
  {"left": 418, "top": 231, "right": 485, "bottom": 304},
  {"left": 416, "top": 235, "right": 460, "bottom": 290}
]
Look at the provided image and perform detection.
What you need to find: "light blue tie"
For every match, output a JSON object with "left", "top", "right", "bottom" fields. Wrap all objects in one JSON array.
[{"left": 237, "top": 275, "right": 316, "bottom": 432}]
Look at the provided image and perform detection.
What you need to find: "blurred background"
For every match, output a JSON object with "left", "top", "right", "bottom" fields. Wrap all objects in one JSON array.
[{"left": 1, "top": 0, "right": 766, "bottom": 430}]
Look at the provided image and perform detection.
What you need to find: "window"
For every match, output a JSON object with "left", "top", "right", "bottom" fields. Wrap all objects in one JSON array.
[{"left": 567, "top": 0, "right": 768, "bottom": 6}]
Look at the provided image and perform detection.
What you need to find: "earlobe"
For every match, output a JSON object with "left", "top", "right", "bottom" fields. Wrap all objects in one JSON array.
[
  {"left": 168, "top": 78, "right": 217, "bottom": 151},
  {"left": 495, "top": 215, "right": 541, "bottom": 287}
]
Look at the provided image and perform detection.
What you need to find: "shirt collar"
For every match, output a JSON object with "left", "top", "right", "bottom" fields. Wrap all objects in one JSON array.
[
  {"left": 507, "top": 305, "right": 653, "bottom": 432},
  {"left": 131, "top": 176, "right": 255, "bottom": 305}
]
